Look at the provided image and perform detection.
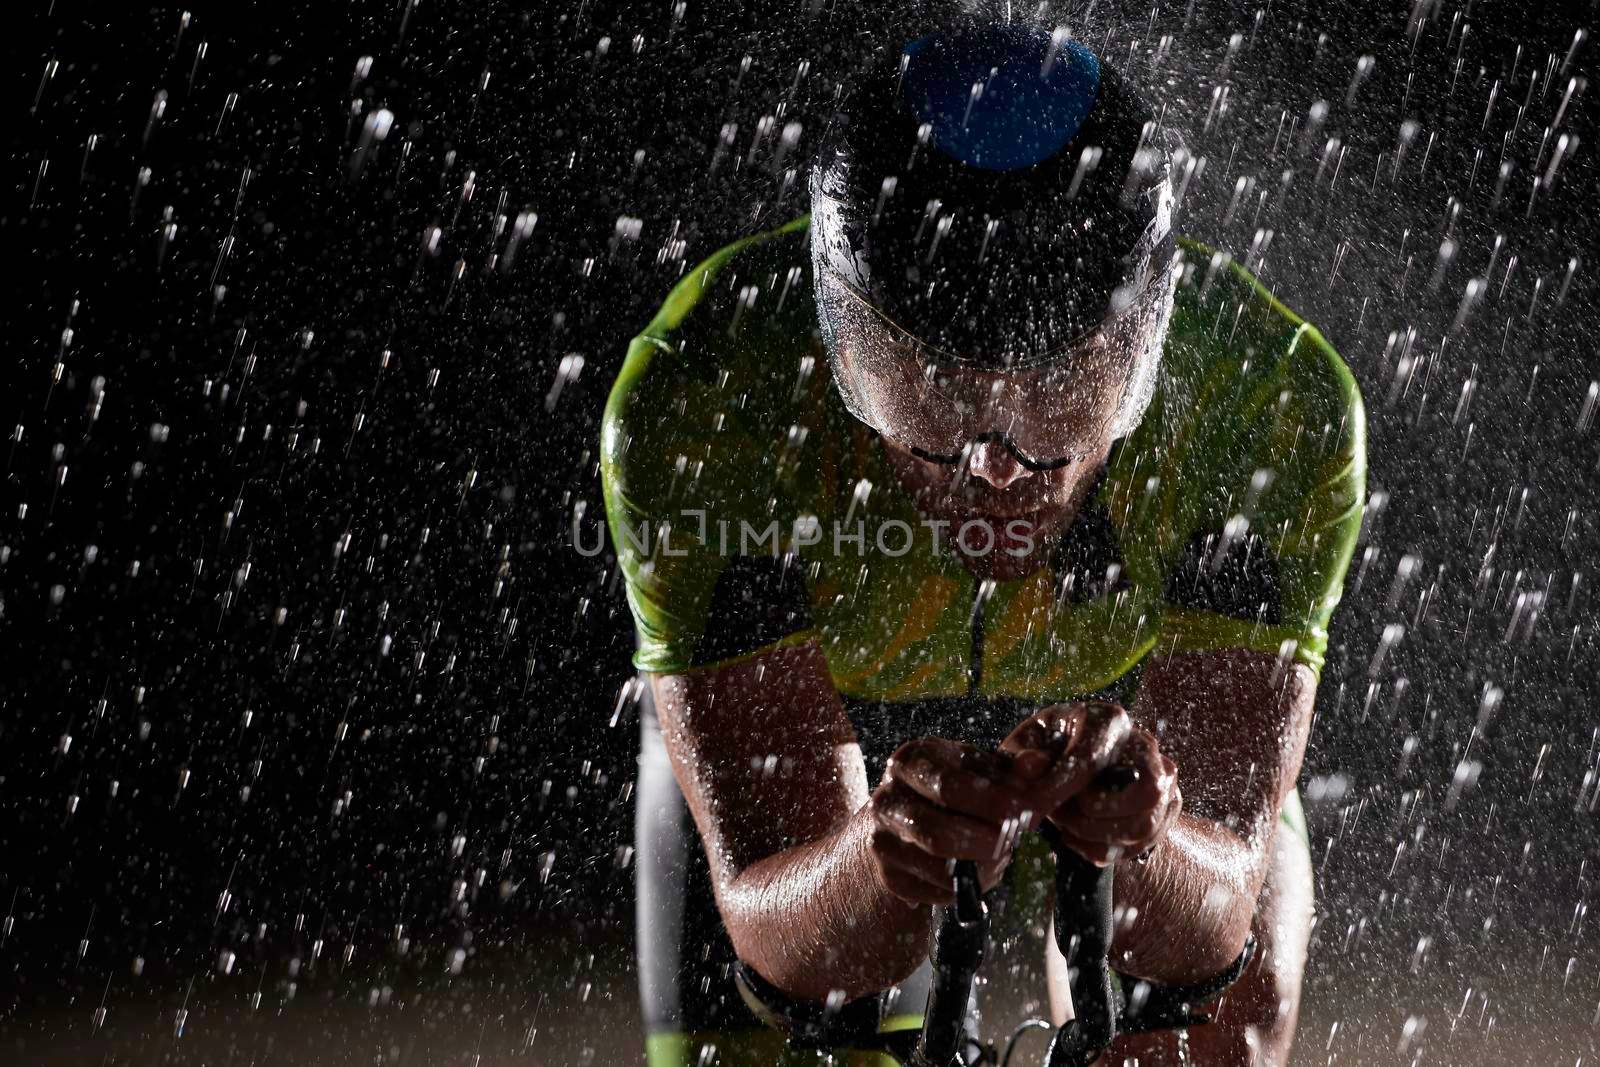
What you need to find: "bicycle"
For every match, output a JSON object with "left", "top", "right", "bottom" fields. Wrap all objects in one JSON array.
[{"left": 737, "top": 770, "right": 1255, "bottom": 1066}]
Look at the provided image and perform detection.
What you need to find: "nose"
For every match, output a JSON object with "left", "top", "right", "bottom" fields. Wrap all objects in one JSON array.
[{"left": 967, "top": 440, "right": 1030, "bottom": 489}]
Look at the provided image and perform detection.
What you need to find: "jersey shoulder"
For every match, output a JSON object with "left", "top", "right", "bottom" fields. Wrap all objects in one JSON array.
[
  {"left": 1166, "top": 237, "right": 1363, "bottom": 429},
  {"left": 600, "top": 216, "right": 832, "bottom": 673},
  {"left": 619, "top": 214, "right": 815, "bottom": 378},
  {"left": 1115, "top": 239, "right": 1367, "bottom": 676},
  {"left": 601, "top": 215, "right": 822, "bottom": 517},
  {"left": 1152, "top": 237, "right": 1366, "bottom": 507}
]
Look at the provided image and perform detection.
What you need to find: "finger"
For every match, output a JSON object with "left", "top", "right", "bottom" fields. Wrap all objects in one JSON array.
[
  {"left": 875, "top": 818, "right": 1017, "bottom": 899},
  {"left": 1056, "top": 806, "right": 1165, "bottom": 847},
  {"left": 1071, "top": 768, "right": 1163, "bottom": 818},
  {"left": 1001, "top": 713, "right": 1080, "bottom": 786},
  {"left": 1154, "top": 782, "right": 1183, "bottom": 837},
  {"left": 1000, "top": 714, "right": 1067, "bottom": 756},
  {"left": 999, "top": 705, "right": 1085, "bottom": 759},
  {"left": 1062, "top": 783, "right": 1184, "bottom": 856},
  {"left": 1026, "top": 703, "right": 1132, "bottom": 811},
  {"left": 1010, "top": 748, "right": 1053, "bottom": 781},
  {"left": 874, "top": 784, "right": 1019, "bottom": 862},
  {"left": 1121, "top": 788, "right": 1182, "bottom": 860},
  {"left": 889, "top": 743, "right": 1037, "bottom": 825},
  {"left": 879, "top": 863, "right": 956, "bottom": 906},
  {"left": 889, "top": 737, "right": 1016, "bottom": 786},
  {"left": 1073, "top": 777, "right": 1162, "bottom": 819},
  {"left": 1073, "top": 735, "right": 1169, "bottom": 818},
  {"left": 872, "top": 827, "right": 959, "bottom": 887},
  {"left": 1075, "top": 702, "right": 1135, "bottom": 771}
]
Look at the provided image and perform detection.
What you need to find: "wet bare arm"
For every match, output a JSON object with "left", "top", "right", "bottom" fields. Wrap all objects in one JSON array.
[
  {"left": 647, "top": 640, "right": 932, "bottom": 1002},
  {"left": 1107, "top": 648, "right": 1316, "bottom": 984}
]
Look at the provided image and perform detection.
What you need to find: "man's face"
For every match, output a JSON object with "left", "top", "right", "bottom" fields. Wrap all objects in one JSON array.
[
  {"left": 878, "top": 432, "right": 1114, "bottom": 580},
  {"left": 818, "top": 259, "right": 1176, "bottom": 578}
]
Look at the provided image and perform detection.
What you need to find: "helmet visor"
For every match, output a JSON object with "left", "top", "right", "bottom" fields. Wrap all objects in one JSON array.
[{"left": 815, "top": 249, "right": 1177, "bottom": 468}]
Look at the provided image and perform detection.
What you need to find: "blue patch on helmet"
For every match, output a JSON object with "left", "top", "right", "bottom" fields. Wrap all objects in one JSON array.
[{"left": 901, "top": 27, "right": 1101, "bottom": 172}]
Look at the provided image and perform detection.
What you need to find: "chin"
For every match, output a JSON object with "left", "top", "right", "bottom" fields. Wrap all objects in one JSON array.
[{"left": 951, "top": 505, "right": 1071, "bottom": 580}]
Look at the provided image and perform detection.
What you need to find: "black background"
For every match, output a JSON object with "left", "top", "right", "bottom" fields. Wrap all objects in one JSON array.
[{"left": 2, "top": 0, "right": 1597, "bottom": 1062}]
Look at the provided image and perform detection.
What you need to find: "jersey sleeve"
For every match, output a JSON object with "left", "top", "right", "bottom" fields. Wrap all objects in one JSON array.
[
  {"left": 600, "top": 217, "right": 822, "bottom": 673},
  {"left": 1152, "top": 259, "right": 1366, "bottom": 680}
]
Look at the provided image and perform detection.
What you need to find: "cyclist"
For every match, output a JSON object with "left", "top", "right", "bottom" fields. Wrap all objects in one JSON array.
[{"left": 603, "top": 20, "right": 1365, "bottom": 1066}]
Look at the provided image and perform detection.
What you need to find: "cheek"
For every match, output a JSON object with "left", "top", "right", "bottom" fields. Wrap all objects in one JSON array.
[
  {"left": 1040, "top": 468, "right": 1077, "bottom": 500},
  {"left": 886, "top": 449, "right": 956, "bottom": 500},
  {"left": 909, "top": 457, "right": 955, "bottom": 494}
]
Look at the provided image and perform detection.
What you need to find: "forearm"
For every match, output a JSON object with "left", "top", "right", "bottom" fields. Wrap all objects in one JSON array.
[
  {"left": 719, "top": 805, "right": 934, "bottom": 1002},
  {"left": 1109, "top": 813, "right": 1261, "bottom": 984},
  {"left": 1112, "top": 648, "right": 1316, "bottom": 984}
]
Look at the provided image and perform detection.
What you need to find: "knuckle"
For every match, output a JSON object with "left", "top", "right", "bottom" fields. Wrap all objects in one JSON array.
[
  {"left": 1086, "top": 699, "right": 1125, "bottom": 724},
  {"left": 888, "top": 738, "right": 930, "bottom": 768},
  {"left": 872, "top": 793, "right": 906, "bottom": 827}
]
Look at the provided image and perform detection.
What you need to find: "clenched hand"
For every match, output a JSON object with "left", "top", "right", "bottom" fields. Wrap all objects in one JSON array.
[
  {"left": 865, "top": 737, "right": 1039, "bottom": 905},
  {"left": 1000, "top": 702, "right": 1181, "bottom": 866}
]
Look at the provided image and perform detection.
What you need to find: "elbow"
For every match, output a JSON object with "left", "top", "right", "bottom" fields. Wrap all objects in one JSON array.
[
  {"left": 1122, "top": 909, "right": 1252, "bottom": 985},
  {"left": 1117, "top": 871, "right": 1258, "bottom": 984},
  {"left": 1206, "top": 911, "right": 1258, "bottom": 976},
  {"left": 1186, "top": 875, "right": 1259, "bottom": 976}
]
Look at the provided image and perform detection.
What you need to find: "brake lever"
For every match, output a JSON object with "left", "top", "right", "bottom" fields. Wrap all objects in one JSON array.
[{"left": 1042, "top": 833, "right": 1121, "bottom": 1061}]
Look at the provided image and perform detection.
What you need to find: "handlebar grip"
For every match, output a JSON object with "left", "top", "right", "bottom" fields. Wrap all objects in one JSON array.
[
  {"left": 1044, "top": 827, "right": 1119, "bottom": 1064},
  {"left": 915, "top": 860, "right": 987, "bottom": 1067}
]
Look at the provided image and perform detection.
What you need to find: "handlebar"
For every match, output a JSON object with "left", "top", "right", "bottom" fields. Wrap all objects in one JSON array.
[
  {"left": 1040, "top": 828, "right": 1119, "bottom": 1066},
  {"left": 740, "top": 767, "right": 1256, "bottom": 1065},
  {"left": 841, "top": 766, "right": 1253, "bottom": 1066},
  {"left": 904, "top": 829, "right": 1250, "bottom": 1066},
  {"left": 914, "top": 858, "right": 988, "bottom": 1066},
  {"left": 908, "top": 765, "right": 1124, "bottom": 1066}
]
